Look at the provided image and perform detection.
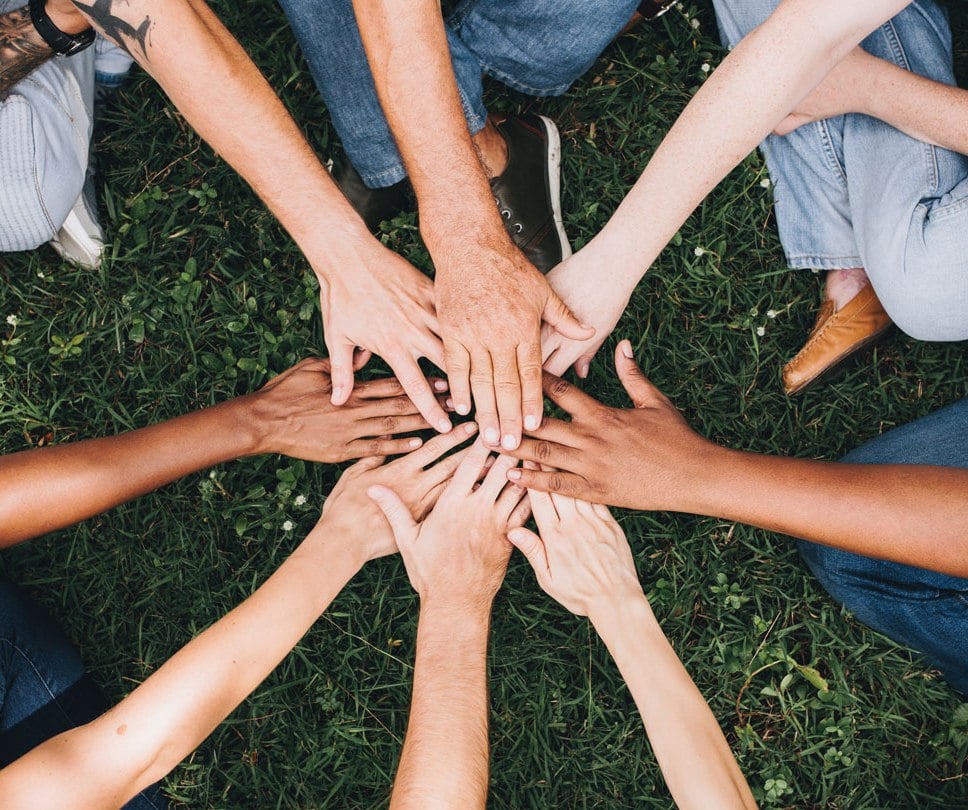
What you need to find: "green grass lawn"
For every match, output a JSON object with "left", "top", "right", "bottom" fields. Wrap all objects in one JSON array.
[{"left": 2, "top": 1, "right": 967, "bottom": 807}]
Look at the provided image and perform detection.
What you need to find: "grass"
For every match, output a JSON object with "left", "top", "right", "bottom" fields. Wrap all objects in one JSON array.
[{"left": 2, "top": 1, "right": 967, "bottom": 807}]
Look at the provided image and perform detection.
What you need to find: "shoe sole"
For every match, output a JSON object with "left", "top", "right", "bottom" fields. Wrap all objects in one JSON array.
[
  {"left": 536, "top": 114, "right": 572, "bottom": 261},
  {"left": 784, "top": 323, "right": 894, "bottom": 395},
  {"left": 49, "top": 210, "right": 104, "bottom": 270}
]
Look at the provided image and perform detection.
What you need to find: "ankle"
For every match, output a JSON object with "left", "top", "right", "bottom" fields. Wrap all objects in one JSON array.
[
  {"left": 824, "top": 268, "right": 870, "bottom": 310},
  {"left": 473, "top": 117, "right": 509, "bottom": 178}
]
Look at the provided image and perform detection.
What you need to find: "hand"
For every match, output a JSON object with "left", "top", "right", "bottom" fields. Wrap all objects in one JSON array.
[
  {"left": 541, "top": 250, "right": 630, "bottom": 378},
  {"left": 435, "top": 238, "right": 593, "bottom": 451},
  {"left": 245, "top": 357, "right": 446, "bottom": 463},
  {"left": 318, "top": 422, "right": 481, "bottom": 563},
  {"left": 369, "top": 439, "right": 530, "bottom": 608},
  {"left": 773, "top": 47, "right": 874, "bottom": 136},
  {"left": 505, "top": 341, "right": 714, "bottom": 511},
  {"left": 508, "top": 493, "right": 645, "bottom": 620},
  {"left": 317, "top": 244, "right": 452, "bottom": 434}
]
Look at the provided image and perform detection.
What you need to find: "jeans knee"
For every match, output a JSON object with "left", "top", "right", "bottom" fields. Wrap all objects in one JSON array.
[{"left": 879, "top": 288, "right": 968, "bottom": 341}]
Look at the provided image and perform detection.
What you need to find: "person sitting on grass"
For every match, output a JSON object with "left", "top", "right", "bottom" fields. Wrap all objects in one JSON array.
[
  {"left": 504, "top": 341, "right": 968, "bottom": 694},
  {"left": 540, "top": 0, "right": 968, "bottom": 395},
  {"left": 0, "top": 356, "right": 475, "bottom": 808},
  {"left": 367, "top": 442, "right": 757, "bottom": 809}
]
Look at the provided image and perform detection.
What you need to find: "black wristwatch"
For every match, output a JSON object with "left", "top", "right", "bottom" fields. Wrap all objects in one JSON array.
[
  {"left": 28, "top": 0, "right": 95, "bottom": 56},
  {"left": 638, "top": 0, "right": 677, "bottom": 21}
]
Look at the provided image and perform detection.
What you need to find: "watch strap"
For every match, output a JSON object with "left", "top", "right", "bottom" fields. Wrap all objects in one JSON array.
[
  {"left": 637, "top": 0, "right": 677, "bottom": 21},
  {"left": 28, "top": 0, "right": 95, "bottom": 56}
]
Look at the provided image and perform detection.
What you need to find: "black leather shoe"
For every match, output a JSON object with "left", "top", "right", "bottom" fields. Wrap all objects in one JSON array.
[
  {"left": 490, "top": 115, "right": 571, "bottom": 273},
  {"left": 331, "top": 159, "right": 412, "bottom": 233}
]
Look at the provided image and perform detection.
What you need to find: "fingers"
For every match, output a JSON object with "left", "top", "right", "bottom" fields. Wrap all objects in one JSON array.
[
  {"left": 469, "top": 353, "right": 500, "bottom": 448},
  {"left": 443, "top": 341, "right": 472, "bottom": 417},
  {"left": 387, "top": 353, "right": 452, "bottom": 433},
  {"left": 492, "top": 350, "right": 522, "bottom": 451},
  {"left": 402, "top": 421, "right": 478, "bottom": 470},
  {"left": 352, "top": 348, "right": 372, "bottom": 371},
  {"left": 345, "top": 436, "right": 425, "bottom": 458},
  {"left": 542, "top": 290, "right": 595, "bottom": 341},
  {"left": 355, "top": 413, "right": 431, "bottom": 438},
  {"left": 507, "top": 492, "right": 532, "bottom": 528},
  {"left": 575, "top": 350, "right": 596, "bottom": 380},
  {"left": 508, "top": 467, "right": 589, "bottom": 500},
  {"left": 614, "top": 340, "right": 663, "bottom": 409},
  {"left": 518, "top": 343, "right": 544, "bottom": 436},
  {"left": 541, "top": 372, "right": 599, "bottom": 417},
  {"left": 526, "top": 488, "right": 559, "bottom": 530},
  {"left": 367, "top": 485, "right": 418, "bottom": 542},
  {"left": 420, "top": 443, "right": 474, "bottom": 490},
  {"left": 507, "top": 527, "right": 550, "bottom": 583},
  {"left": 345, "top": 455, "right": 386, "bottom": 474},
  {"left": 328, "top": 343, "right": 357, "bottom": 406},
  {"left": 504, "top": 436, "right": 577, "bottom": 470},
  {"left": 451, "top": 438, "right": 494, "bottom": 493},
  {"left": 352, "top": 376, "right": 408, "bottom": 400},
  {"left": 480, "top": 454, "right": 519, "bottom": 500}
]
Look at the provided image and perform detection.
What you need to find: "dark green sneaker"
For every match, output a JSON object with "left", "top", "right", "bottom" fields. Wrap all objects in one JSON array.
[
  {"left": 331, "top": 158, "right": 412, "bottom": 233},
  {"left": 489, "top": 115, "right": 571, "bottom": 273}
]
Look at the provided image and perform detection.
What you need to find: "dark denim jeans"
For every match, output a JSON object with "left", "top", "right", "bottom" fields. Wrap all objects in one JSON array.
[
  {"left": 797, "top": 398, "right": 968, "bottom": 693},
  {"left": 0, "top": 578, "right": 167, "bottom": 807}
]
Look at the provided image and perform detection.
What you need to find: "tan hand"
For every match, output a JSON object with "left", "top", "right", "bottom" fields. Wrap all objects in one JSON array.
[
  {"left": 368, "top": 438, "right": 530, "bottom": 607},
  {"left": 505, "top": 341, "right": 711, "bottom": 511}
]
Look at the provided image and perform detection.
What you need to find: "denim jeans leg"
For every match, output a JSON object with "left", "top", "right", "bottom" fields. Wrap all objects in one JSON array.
[
  {"left": 0, "top": 44, "right": 93, "bottom": 251},
  {"left": 796, "top": 398, "right": 968, "bottom": 694},
  {"left": 0, "top": 578, "right": 167, "bottom": 807}
]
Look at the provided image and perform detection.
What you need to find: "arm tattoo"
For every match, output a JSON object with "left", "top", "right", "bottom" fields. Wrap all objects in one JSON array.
[
  {"left": 0, "top": 6, "right": 54, "bottom": 99},
  {"left": 72, "top": 0, "right": 152, "bottom": 62}
]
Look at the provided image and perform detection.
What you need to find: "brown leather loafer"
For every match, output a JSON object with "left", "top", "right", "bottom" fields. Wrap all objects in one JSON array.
[{"left": 782, "top": 284, "right": 893, "bottom": 395}]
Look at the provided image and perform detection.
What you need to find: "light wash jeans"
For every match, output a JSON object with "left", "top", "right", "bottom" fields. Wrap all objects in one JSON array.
[
  {"left": 796, "top": 397, "right": 968, "bottom": 694},
  {"left": 277, "top": 0, "right": 638, "bottom": 188},
  {"left": 713, "top": 0, "right": 968, "bottom": 341},
  {"left": 0, "top": 578, "right": 167, "bottom": 807}
]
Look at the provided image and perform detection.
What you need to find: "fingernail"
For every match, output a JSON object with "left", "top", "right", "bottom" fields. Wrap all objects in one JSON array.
[
  {"left": 437, "top": 419, "right": 452, "bottom": 433},
  {"left": 456, "top": 402, "right": 471, "bottom": 416},
  {"left": 433, "top": 380, "right": 449, "bottom": 391},
  {"left": 409, "top": 437, "right": 423, "bottom": 448},
  {"left": 502, "top": 434, "right": 518, "bottom": 450},
  {"left": 464, "top": 422, "right": 478, "bottom": 434},
  {"left": 484, "top": 427, "right": 499, "bottom": 445},
  {"left": 578, "top": 362, "right": 589, "bottom": 378},
  {"left": 445, "top": 397, "right": 455, "bottom": 410},
  {"left": 620, "top": 340, "right": 634, "bottom": 359},
  {"left": 507, "top": 469, "right": 522, "bottom": 480},
  {"left": 524, "top": 414, "right": 539, "bottom": 431}
]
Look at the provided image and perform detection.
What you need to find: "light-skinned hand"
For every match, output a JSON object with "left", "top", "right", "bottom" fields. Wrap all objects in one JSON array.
[
  {"left": 507, "top": 492, "right": 645, "bottom": 620},
  {"left": 435, "top": 237, "right": 593, "bottom": 452},
  {"left": 319, "top": 422, "right": 481, "bottom": 563},
  {"left": 246, "top": 357, "right": 449, "bottom": 463},
  {"left": 368, "top": 439, "right": 530, "bottom": 608},
  {"left": 506, "top": 341, "right": 713, "bottom": 511}
]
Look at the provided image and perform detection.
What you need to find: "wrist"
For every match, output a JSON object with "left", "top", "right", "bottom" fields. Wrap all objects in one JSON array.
[
  {"left": 223, "top": 393, "right": 271, "bottom": 457},
  {"left": 44, "top": 1, "right": 92, "bottom": 35},
  {"left": 589, "top": 592, "right": 661, "bottom": 648},
  {"left": 419, "top": 593, "right": 495, "bottom": 625}
]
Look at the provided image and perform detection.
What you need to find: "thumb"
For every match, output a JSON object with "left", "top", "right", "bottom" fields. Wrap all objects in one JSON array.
[
  {"left": 328, "top": 343, "right": 356, "bottom": 406},
  {"left": 368, "top": 485, "right": 418, "bottom": 542},
  {"left": 615, "top": 340, "right": 661, "bottom": 408},
  {"left": 508, "top": 527, "right": 550, "bottom": 580},
  {"left": 543, "top": 290, "right": 595, "bottom": 341}
]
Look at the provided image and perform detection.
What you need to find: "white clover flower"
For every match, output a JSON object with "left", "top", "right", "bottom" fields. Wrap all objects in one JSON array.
[
  {"left": 37, "top": 271, "right": 45, "bottom": 279},
  {"left": 691, "top": 18, "right": 700, "bottom": 29},
  {"left": 694, "top": 247, "right": 706, "bottom": 257},
  {"left": 760, "top": 177, "right": 772, "bottom": 189},
  {"left": 294, "top": 495, "right": 307, "bottom": 507},
  {"left": 756, "top": 326, "right": 766, "bottom": 337},
  {"left": 701, "top": 63, "right": 711, "bottom": 74},
  {"left": 282, "top": 520, "right": 295, "bottom": 532},
  {"left": 5, "top": 315, "right": 18, "bottom": 327},
  {"left": 767, "top": 309, "right": 777, "bottom": 319}
]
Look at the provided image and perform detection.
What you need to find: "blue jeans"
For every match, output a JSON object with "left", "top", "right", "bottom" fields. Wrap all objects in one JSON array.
[
  {"left": 796, "top": 398, "right": 968, "bottom": 694},
  {"left": 712, "top": 0, "right": 968, "bottom": 341},
  {"left": 277, "top": 0, "right": 637, "bottom": 187},
  {"left": 0, "top": 578, "right": 166, "bottom": 808}
]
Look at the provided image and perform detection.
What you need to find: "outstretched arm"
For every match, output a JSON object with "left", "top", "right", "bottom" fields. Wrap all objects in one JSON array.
[
  {"left": 0, "top": 426, "right": 479, "bottom": 808},
  {"left": 0, "top": 358, "right": 437, "bottom": 546},
  {"left": 507, "top": 342, "right": 968, "bottom": 578},
  {"left": 509, "top": 494, "right": 755, "bottom": 809},
  {"left": 542, "top": 0, "right": 910, "bottom": 375},
  {"left": 370, "top": 442, "right": 529, "bottom": 809}
]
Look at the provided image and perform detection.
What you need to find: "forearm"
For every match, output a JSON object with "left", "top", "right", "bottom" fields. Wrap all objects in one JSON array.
[
  {"left": 862, "top": 58, "right": 968, "bottom": 155},
  {"left": 351, "top": 0, "right": 508, "bottom": 254},
  {"left": 391, "top": 602, "right": 491, "bottom": 810},
  {"left": 0, "top": 395, "right": 263, "bottom": 546},
  {"left": 0, "top": 6, "right": 52, "bottom": 97},
  {"left": 72, "top": 0, "right": 371, "bottom": 276},
  {"left": 593, "top": 597, "right": 755, "bottom": 810},
  {"left": 680, "top": 446, "right": 968, "bottom": 577},
  {"left": 580, "top": 0, "right": 909, "bottom": 282},
  {"left": 0, "top": 524, "right": 362, "bottom": 808}
]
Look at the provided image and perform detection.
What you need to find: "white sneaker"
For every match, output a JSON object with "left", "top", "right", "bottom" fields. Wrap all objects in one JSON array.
[{"left": 49, "top": 185, "right": 105, "bottom": 270}]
